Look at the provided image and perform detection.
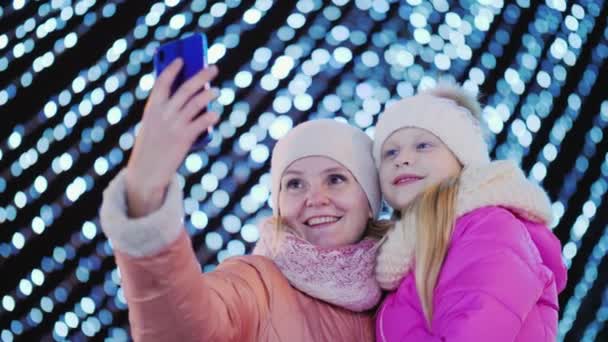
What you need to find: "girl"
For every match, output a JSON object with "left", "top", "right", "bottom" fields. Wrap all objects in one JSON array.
[
  {"left": 372, "top": 83, "right": 568, "bottom": 341},
  {"left": 99, "top": 59, "right": 386, "bottom": 341}
]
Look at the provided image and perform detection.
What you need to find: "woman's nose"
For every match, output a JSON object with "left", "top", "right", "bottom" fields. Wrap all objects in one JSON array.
[{"left": 305, "top": 186, "right": 330, "bottom": 207}]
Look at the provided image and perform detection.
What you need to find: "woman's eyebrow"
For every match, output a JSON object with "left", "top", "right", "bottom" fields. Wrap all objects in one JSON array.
[
  {"left": 282, "top": 170, "right": 303, "bottom": 176},
  {"left": 322, "top": 167, "right": 347, "bottom": 174}
]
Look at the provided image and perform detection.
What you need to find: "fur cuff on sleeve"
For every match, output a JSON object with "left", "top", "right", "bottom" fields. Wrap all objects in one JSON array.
[{"left": 99, "top": 169, "right": 185, "bottom": 258}]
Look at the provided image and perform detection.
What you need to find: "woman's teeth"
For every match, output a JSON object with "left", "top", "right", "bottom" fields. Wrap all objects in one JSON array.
[{"left": 306, "top": 216, "right": 339, "bottom": 226}]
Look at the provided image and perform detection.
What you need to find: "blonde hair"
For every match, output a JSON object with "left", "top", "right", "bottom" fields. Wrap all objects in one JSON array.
[{"left": 401, "top": 175, "right": 460, "bottom": 326}]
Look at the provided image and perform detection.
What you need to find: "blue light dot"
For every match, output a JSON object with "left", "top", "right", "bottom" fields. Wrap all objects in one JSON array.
[
  {"left": 211, "top": 161, "right": 229, "bottom": 179},
  {"left": 12, "top": 232, "right": 25, "bottom": 250},
  {"left": 8, "top": 132, "right": 22, "bottom": 149},
  {"left": 212, "top": 190, "right": 230, "bottom": 208},
  {"left": 2, "top": 296, "right": 15, "bottom": 311},
  {"left": 260, "top": 74, "right": 279, "bottom": 91},
  {"left": 94, "top": 157, "right": 109, "bottom": 176},
  {"left": 14, "top": 191, "right": 26, "bottom": 208},
  {"left": 253, "top": 47, "right": 271, "bottom": 63},
  {"left": 222, "top": 215, "right": 242, "bottom": 233},
  {"left": 202, "top": 174, "right": 219, "bottom": 192},
  {"left": 191, "top": 211, "right": 208, "bottom": 229},
  {"left": 543, "top": 144, "right": 558, "bottom": 161},
  {"left": 563, "top": 242, "right": 577, "bottom": 260},
  {"left": 239, "top": 133, "right": 258, "bottom": 151},
  {"left": 361, "top": 51, "right": 379, "bottom": 67},
  {"left": 0, "top": 330, "right": 12, "bottom": 341},
  {"left": 227, "top": 240, "right": 246, "bottom": 256},
  {"left": 185, "top": 154, "right": 204, "bottom": 173},
  {"left": 32, "top": 216, "right": 45, "bottom": 234},
  {"left": 293, "top": 94, "right": 313, "bottom": 111},
  {"left": 82, "top": 221, "right": 97, "bottom": 240},
  {"left": 10, "top": 321, "right": 22, "bottom": 335},
  {"left": 65, "top": 311, "right": 79, "bottom": 328},
  {"left": 251, "top": 145, "right": 270, "bottom": 163},
  {"left": 119, "top": 132, "right": 134, "bottom": 150},
  {"left": 31, "top": 269, "right": 45, "bottom": 286},
  {"left": 54, "top": 321, "right": 68, "bottom": 337},
  {"left": 169, "top": 14, "right": 186, "bottom": 30},
  {"left": 268, "top": 115, "right": 293, "bottom": 140},
  {"left": 205, "top": 232, "right": 223, "bottom": 250},
  {"left": 333, "top": 47, "right": 352, "bottom": 64},
  {"left": 434, "top": 53, "right": 451, "bottom": 70},
  {"left": 235, "top": 71, "right": 253, "bottom": 88},
  {"left": 323, "top": 94, "right": 342, "bottom": 112},
  {"left": 531, "top": 162, "right": 547, "bottom": 181},
  {"left": 30, "top": 308, "right": 43, "bottom": 324},
  {"left": 41, "top": 297, "right": 54, "bottom": 312},
  {"left": 273, "top": 96, "right": 292, "bottom": 114},
  {"left": 414, "top": 28, "right": 431, "bottom": 44},
  {"left": 241, "top": 224, "right": 259, "bottom": 242}
]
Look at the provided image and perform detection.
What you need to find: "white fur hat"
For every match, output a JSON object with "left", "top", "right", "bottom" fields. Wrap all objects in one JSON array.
[
  {"left": 373, "top": 83, "right": 490, "bottom": 168},
  {"left": 271, "top": 119, "right": 381, "bottom": 218}
]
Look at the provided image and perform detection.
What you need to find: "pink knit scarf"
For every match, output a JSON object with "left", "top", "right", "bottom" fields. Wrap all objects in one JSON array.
[{"left": 253, "top": 220, "right": 382, "bottom": 312}]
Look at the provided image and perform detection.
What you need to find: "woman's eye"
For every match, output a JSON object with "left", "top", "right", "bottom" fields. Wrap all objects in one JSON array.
[
  {"left": 329, "top": 174, "right": 347, "bottom": 184},
  {"left": 286, "top": 179, "right": 302, "bottom": 189}
]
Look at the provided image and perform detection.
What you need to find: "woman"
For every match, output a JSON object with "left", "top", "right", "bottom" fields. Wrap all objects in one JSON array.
[{"left": 99, "top": 59, "right": 387, "bottom": 341}]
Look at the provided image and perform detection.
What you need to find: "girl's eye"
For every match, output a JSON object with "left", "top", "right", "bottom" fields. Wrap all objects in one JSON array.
[
  {"left": 286, "top": 179, "right": 303, "bottom": 189},
  {"left": 329, "top": 174, "right": 347, "bottom": 185},
  {"left": 416, "top": 142, "right": 432, "bottom": 150},
  {"left": 384, "top": 148, "right": 398, "bottom": 158}
]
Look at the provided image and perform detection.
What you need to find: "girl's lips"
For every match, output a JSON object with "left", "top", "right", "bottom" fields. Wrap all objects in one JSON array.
[{"left": 393, "top": 174, "right": 423, "bottom": 186}]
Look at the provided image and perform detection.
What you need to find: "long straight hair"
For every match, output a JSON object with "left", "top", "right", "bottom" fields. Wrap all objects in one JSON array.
[{"left": 401, "top": 175, "right": 460, "bottom": 326}]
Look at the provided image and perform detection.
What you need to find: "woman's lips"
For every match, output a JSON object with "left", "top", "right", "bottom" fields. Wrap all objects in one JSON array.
[{"left": 305, "top": 216, "right": 342, "bottom": 229}]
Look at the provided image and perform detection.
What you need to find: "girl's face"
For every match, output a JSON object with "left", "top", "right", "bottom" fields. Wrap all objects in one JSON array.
[
  {"left": 278, "top": 156, "right": 371, "bottom": 247},
  {"left": 379, "top": 127, "right": 462, "bottom": 210}
]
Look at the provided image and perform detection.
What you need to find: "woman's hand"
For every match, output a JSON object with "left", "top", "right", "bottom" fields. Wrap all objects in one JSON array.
[{"left": 125, "top": 59, "right": 220, "bottom": 217}]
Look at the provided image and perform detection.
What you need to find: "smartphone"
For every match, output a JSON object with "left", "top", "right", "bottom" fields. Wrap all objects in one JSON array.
[{"left": 154, "top": 33, "right": 213, "bottom": 150}]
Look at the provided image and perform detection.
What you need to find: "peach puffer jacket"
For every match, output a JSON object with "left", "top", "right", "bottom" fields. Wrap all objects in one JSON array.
[{"left": 100, "top": 171, "right": 375, "bottom": 341}]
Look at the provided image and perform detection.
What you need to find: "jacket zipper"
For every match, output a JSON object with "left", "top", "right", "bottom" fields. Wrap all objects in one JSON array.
[{"left": 378, "top": 301, "right": 388, "bottom": 342}]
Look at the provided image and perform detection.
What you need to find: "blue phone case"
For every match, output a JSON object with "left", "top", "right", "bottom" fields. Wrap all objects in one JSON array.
[{"left": 153, "top": 33, "right": 212, "bottom": 150}]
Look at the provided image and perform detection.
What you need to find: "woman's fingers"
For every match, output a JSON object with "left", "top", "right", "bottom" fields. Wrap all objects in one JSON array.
[
  {"left": 148, "top": 59, "right": 183, "bottom": 107},
  {"left": 189, "top": 111, "right": 219, "bottom": 139},
  {"left": 169, "top": 65, "right": 219, "bottom": 111},
  {"left": 179, "top": 87, "right": 220, "bottom": 124}
]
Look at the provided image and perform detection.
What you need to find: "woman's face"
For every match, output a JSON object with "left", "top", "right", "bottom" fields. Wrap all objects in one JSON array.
[
  {"left": 378, "top": 127, "right": 462, "bottom": 210},
  {"left": 278, "top": 156, "right": 371, "bottom": 247}
]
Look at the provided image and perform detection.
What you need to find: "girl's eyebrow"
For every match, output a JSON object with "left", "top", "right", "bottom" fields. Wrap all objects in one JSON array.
[{"left": 412, "top": 131, "right": 437, "bottom": 141}]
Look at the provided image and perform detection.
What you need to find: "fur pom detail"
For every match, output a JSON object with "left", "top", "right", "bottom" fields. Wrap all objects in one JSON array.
[{"left": 422, "top": 81, "right": 482, "bottom": 120}]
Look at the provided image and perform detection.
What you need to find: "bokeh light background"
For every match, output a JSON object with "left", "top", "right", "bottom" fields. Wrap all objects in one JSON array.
[{"left": 0, "top": 0, "right": 607, "bottom": 341}]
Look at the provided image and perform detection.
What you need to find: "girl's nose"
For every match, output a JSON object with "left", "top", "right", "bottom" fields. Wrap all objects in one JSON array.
[{"left": 394, "top": 153, "right": 412, "bottom": 167}]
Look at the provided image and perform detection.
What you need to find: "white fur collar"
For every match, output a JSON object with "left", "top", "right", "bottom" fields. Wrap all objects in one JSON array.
[
  {"left": 456, "top": 160, "right": 552, "bottom": 223},
  {"left": 375, "top": 160, "right": 553, "bottom": 290}
]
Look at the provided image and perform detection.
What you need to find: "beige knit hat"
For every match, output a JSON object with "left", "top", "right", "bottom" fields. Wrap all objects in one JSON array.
[
  {"left": 373, "top": 83, "right": 490, "bottom": 169},
  {"left": 271, "top": 119, "right": 381, "bottom": 218}
]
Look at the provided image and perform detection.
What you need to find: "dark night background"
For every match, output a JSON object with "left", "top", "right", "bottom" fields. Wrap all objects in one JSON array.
[{"left": 0, "top": 0, "right": 607, "bottom": 341}]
